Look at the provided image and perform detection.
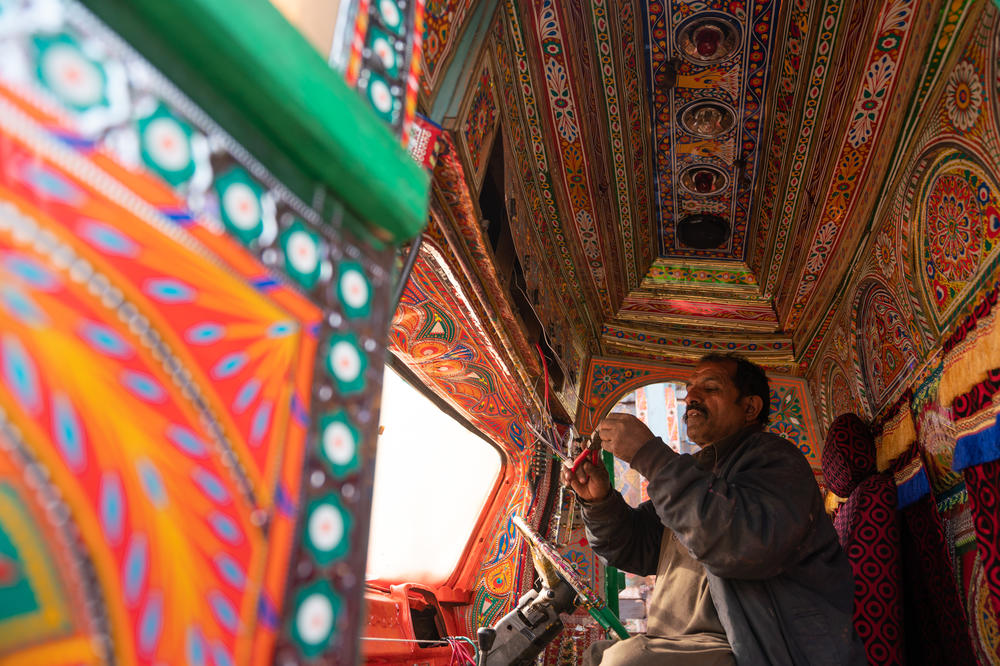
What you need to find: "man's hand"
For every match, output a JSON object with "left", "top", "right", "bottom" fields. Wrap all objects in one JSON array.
[
  {"left": 597, "top": 413, "right": 654, "bottom": 464},
  {"left": 561, "top": 459, "right": 611, "bottom": 503}
]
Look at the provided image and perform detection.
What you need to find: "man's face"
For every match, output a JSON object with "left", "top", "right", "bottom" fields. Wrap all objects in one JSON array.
[{"left": 683, "top": 359, "right": 758, "bottom": 445}]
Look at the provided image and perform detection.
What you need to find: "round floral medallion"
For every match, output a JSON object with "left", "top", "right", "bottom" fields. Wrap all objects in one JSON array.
[
  {"left": 874, "top": 229, "right": 897, "bottom": 279},
  {"left": 143, "top": 117, "right": 191, "bottom": 172},
  {"left": 925, "top": 173, "right": 983, "bottom": 287},
  {"left": 322, "top": 421, "right": 356, "bottom": 466},
  {"left": 40, "top": 42, "right": 105, "bottom": 108},
  {"left": 221, "top": 182, "right": 261, "bottom": 231},
  {"left": 945, "top": 60, "right": 983, "bottom": 132},
  {"left": 296, "top": 593, "right": 335, "bottom": 645}
]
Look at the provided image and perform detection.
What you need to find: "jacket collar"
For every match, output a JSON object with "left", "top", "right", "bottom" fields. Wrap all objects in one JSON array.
[{"left": 693, "top": 424, "right": 763, "bottom": 471}]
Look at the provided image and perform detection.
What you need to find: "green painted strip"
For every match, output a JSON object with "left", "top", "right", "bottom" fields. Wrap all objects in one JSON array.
[
  {"left": 601, "top": 450, "right": 623, "bottom": 617},
  {"left": 82, "top": 0, "right": 429, "bottom": 243},
  {"left": 587, "top": 604, "right": 631, "bottom": 640}
]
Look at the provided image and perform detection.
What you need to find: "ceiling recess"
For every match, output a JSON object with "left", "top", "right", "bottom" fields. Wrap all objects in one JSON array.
[{"left": 677, "top": 214, "right": 730, "bottom": 250}]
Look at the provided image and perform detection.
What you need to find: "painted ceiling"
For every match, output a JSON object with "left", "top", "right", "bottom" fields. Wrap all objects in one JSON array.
[{"left": 419, "top": 0, "right": 974, "bottom": 389}]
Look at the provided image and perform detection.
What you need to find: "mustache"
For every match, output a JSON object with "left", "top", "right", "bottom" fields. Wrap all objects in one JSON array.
[{"left": 683, "top": 403, "right": 707, "bottom": 422}]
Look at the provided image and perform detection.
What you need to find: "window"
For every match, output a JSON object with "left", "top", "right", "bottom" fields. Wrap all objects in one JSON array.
[
  {"left": 610, "top": 381, "right": 693, "bottom": 633},
  {"left": 366, "top": 366, "right": 502, "bottom": 583}
]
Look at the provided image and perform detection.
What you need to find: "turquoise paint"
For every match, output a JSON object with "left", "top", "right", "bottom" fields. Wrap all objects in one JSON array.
[{"left": 428, "top": 0, "right": 502, "bottom": 123}]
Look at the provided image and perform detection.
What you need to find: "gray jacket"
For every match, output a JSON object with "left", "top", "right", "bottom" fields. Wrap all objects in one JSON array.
[{"left": 582, "top": 429, "right": 866, "bottom": 665}]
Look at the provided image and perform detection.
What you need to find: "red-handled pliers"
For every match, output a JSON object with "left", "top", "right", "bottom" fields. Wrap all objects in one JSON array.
[{"left": 568, "top": 433, "right": 602, "bottom": 473}]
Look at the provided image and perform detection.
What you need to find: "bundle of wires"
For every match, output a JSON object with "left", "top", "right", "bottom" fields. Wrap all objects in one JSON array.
[{"left": 446, "top": 636, "right": 477, "bottom": 665}]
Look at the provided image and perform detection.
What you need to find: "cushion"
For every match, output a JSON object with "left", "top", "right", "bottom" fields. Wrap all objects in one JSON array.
[
  {"left": 837, "top": 474, "right": 904, "bottom": 666},
  {"left": 822, "top": 413, "right": 876, "bottom": 497}
]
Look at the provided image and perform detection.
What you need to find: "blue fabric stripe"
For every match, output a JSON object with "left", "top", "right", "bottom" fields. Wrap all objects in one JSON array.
[
  {"left": 953, "top": 414, "right": 1000, "bottom": 471},
  {"left": 896, "top": 467, "right": 930, "bottom": 509}
]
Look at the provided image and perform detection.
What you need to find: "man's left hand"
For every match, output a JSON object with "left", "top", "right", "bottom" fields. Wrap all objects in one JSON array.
[{"left": 596, "top": 413, "right": 654, "bottom": 464}]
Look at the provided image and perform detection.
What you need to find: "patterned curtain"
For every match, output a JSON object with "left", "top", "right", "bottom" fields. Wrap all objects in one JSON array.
[
  {"left": 940, "top": 287, "right": 1000, "bottom": 633},
  {"left": 890, "top": 442, "right": 976, "bottom": 663}
]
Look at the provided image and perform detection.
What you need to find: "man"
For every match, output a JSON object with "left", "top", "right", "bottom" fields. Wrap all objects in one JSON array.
[{"left": 562, "top": 353, "right": 864, "bottom": 665}]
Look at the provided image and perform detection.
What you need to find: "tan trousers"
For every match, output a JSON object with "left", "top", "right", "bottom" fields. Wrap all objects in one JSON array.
[{"left": 584, "top": 635, "right": 735, "bottom": 666}]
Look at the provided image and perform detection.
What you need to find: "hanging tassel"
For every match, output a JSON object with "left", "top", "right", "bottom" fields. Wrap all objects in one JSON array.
[
  {"left": 940, "top": 308, "right": 1000, "bottom": 408},
  {"left": 877, "top": 406, "right": 916, "bottom": 471}
]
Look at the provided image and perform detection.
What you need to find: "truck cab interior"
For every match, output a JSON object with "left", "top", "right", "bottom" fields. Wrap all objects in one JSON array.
[{"left": 0, "top": 0, "right": 998, "bottom": 664}]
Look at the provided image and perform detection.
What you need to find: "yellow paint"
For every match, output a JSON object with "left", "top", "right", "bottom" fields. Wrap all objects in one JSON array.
[{"left": 0, "top": 636, "right": 99, "bottom": 665}]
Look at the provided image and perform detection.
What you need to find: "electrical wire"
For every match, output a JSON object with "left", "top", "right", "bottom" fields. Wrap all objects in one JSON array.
[
  {"left": 514, "top": 280, "right": 574, "bottom": 383},
  {"left": 359, "top": 635, "right": 478, "bottom": 664},
  {"left": 447, "top": 636, "right": 477, "bottom": 665},
  {"left": 523, "top": 419, "right": 568, "bottom": 462},
  {"left": 513, "top": 279, "right": 601, "bottom": 423}
]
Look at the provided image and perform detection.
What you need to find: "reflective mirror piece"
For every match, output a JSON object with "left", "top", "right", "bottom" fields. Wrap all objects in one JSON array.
[
  {"left": 676, "top": 16, "right": 740, "bottom": 64},
  {"left": 680, "top": 165, "right": 729, "bottom": 196},
  {"left": 679, "top": 100, "right": 736, "bottom": 138}
]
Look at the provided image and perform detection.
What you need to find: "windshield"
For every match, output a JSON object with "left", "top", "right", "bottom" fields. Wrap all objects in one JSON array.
[{"left": 365, "top": 365, "right": 502, "bottom": 583}]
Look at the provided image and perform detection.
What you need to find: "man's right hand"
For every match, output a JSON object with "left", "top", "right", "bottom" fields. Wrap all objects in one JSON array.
[{"left": 560, "top": 459, "right": 611, "bottom": 502}]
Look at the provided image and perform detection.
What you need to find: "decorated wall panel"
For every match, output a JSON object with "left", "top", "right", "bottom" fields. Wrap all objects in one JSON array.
[
  {"left": 914, "top": 152, "right": 1000, "bottom": 330},
  {"left": 517, "top": 0, "right": 623, "bottom": 314},
  {"left": 459, "top": 56, "right": 500, "bottom": 189},
  {"left": 806, "top": 6, "right": 1000, "bottom": 654},
  {"left": 491, "top": 7, "right": 594, "bottom": 350},
  {"left": 427, "top": 131, "right": 543, "bottom": 384},
  {"left": 390, "top": 243, "right": 536, "bottom": 455},
  {"left": 388, "top": 241, "right": 541, "bottom": 633},
  {"left": 420, "top": 0, "right": 476, "bottom": 98},
  {"left": 809, "top": 1, "right": 999, "bottom": 421},
  {"left": 854, "top": 279, "right": 919, "bottom": 413},
  {"left": 780, "top": 0, "right": 928, "bottom": 336}
]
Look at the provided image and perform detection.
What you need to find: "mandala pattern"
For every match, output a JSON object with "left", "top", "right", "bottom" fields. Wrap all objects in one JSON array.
[
  {"left": 927, "top": 174, "right": 985, "bottom": 283},
  {"left": 922, "top": 165, "right": 1000, "bottom": 319},
  {"left": 945, "top": 60, "right": 984, "bottom": 132}
]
